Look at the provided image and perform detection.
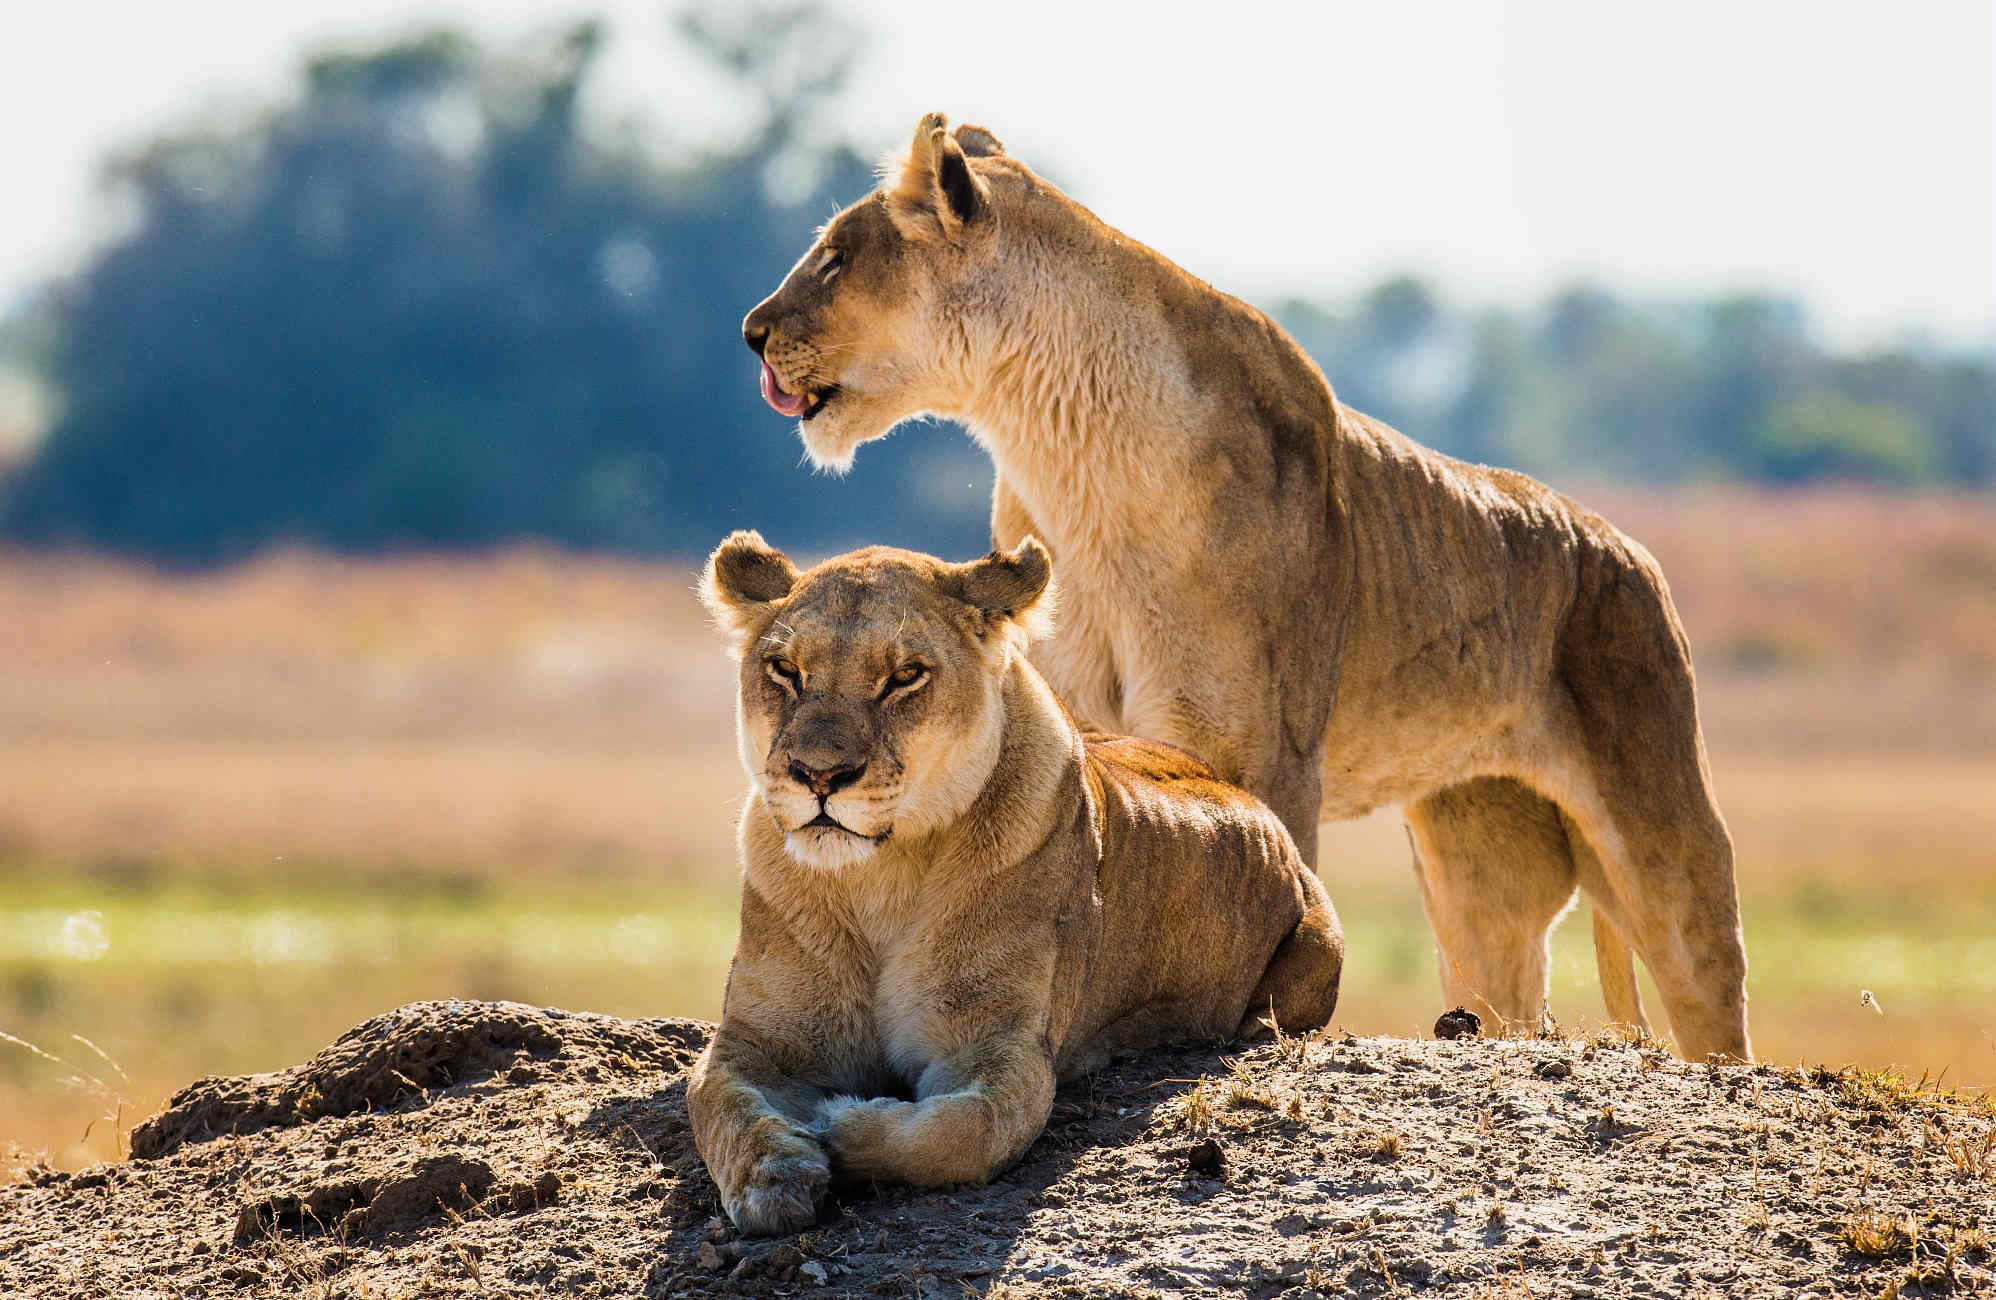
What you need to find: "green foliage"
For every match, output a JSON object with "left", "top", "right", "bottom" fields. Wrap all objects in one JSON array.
[
  {"left": 1755, "top": 392, "right": 1936, "bottom": 484},
  {"left": 0, "top": 7, "right": 991, "bottom": 564}
]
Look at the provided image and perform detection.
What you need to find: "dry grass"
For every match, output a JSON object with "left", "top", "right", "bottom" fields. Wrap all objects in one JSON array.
[
  {"left": 1839, "top": 1210, "right": 1917, "bottom": 1260},
  {"left": 1, "top": 487, "right": 1993, "bottom": 1172},
  {"left": 1588, "top": 485, "right": 1996, "bottom": 680}
]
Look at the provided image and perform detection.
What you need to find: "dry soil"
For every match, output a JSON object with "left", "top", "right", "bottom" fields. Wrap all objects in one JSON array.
[{"left": 2, "top": 999, "right": 1991, "bottom": 1297}]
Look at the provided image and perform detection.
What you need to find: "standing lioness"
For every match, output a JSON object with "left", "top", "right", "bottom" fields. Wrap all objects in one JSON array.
[
  {"left": 687, "top": 533, "right": 1342, "bottom": 1235},
  {"left": 741, "top": 113, "right": 1750, "bottom": 1061}
]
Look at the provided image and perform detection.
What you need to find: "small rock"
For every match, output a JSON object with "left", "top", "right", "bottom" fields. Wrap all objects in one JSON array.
[
  {"left": 799, "top": 1260, "right": 829, "bottom": 1285},
  {"left": 233, "top": 1204, "right": 269, "bottom": 1244},
  {"left": 703, "top": 1216, "right": 733, "bottom": 1243},
  {"left": 1434, "top": 1007, "right": 1482, "bottom": 1040},
  {"left": 1535, "top": 1058, "right": 1573, "bottom": 1080},
  {"left": 1185, "top": 1138, "right": 1227, "bottom": 1178},
  {"left": 697, "top": 1242, "right": 725, "bottom": 1270},
  {"left": 765, "top": 1242, "right": 806, "bottom": 1272}
]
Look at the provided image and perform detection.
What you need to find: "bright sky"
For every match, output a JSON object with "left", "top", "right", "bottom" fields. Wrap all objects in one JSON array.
[{"left": 3, "top": 0, "right": 1991, "bottom": 350}]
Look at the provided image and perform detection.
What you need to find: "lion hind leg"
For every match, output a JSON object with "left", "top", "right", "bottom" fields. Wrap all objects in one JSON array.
[
  {"left": 1544, "top": 755, "right": 1750, "bottom": 1062},
  {"left": 1545, "top": 550, "right": 1752, "bottom": 1062},
  {"left": 1236, "top": 900, "right": 1344, "bottom": 1040},
  {"left": 1558, "top": 807, "right": 1654, "bottom": 1038},
  {"left": 1534, "top": 719, "right": 1750, "bottom": 1059},
  {"left": 1588, "top": 907, "right": 1650, "bottom": 1038},
  {"left": 1404, "top": 777, "right": 1580, "bottom": 1036}
]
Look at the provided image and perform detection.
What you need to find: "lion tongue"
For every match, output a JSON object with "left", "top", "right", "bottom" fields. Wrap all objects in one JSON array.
[{"left": 759, "top": 359, "right": 809, "bottom": 417}]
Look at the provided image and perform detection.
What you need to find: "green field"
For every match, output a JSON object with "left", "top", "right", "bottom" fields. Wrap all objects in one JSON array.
[{"left": 8, "top": 866, "right": 1993, "bottom": 1177}]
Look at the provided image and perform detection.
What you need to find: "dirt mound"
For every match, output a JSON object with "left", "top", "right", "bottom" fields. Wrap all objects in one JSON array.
[
  {"left": 127, "top": 999, "right": 701, "bottom": 1158},
  {"left": 3, "top": 1000, "right": 1990, "bottom": 1297}
]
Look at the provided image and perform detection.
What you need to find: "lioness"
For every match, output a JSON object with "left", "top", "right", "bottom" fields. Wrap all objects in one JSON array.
[
  {"left": 740, "top": 113, "right": 1750, "bottom": 1062},
  {"left": 687, "top": 533, "right": 1343, "bottom": 1234}
]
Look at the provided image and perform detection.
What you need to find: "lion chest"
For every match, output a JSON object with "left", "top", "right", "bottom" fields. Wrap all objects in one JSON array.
[
  {"left": 853, "top": 911, "right": 1056, "bottom": 1089},
  {"left": 865, "top": 942, "right": 953, "bottom": 1082},
  {"left": 843, "top": 897, "right": 985, "bottom": 1085}
]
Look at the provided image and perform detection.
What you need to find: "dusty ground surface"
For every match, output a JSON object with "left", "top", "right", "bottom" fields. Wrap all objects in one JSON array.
[{"left": 2, "top": 1000, "right": 1990, "bottom": 1298}]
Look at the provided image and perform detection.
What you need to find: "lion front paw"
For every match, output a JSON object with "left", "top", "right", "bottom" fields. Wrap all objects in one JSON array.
[{"left": 725, "top": 1134, "right": 830, "bottom": 1237}]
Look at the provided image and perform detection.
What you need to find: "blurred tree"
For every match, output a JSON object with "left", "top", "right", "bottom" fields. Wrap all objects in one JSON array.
[
  {"left": 1753, "top": 392, "right": 1937, "bottom": 484},
  {"left": 1278, "top": 282, "right": 1987, "bottom": 490},
  {"left": 0, "top": 6, "right": 992, "bottom": 564}
]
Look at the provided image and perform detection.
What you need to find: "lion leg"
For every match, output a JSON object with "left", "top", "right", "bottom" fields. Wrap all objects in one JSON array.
[
  {"left": 1404, "top": 778, "right": 1579, "bottom": 1036},
  {"left": 1236, "top": 898, "right": 1344, "bottom": 1039},
  {"left": 1544, "top": 565, "right": 1751, "bottom": 1060},
  {"left": 815, "top": 1037, "right": 1055, "bottom": 1188},
  {"left": 687, "top": 1033, "right": 831, "bottom": 1236},
  {"left": 1255, "top": 754, "right": 1326, "bottom": 873},
  {"left": 1558, "top": 810, "right": 1654, "bottom": 1037},
  {"left": 988, "top": 474, "right": 1041, "bottom": 553},
  {"left": 1588, "top": 903, "right": 1651, "bottom": 1038},
  {"left": 1541, "top": 744, "right": 1750, "bottom": 1062}
]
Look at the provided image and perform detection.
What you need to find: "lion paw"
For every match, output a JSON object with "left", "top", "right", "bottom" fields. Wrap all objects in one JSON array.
[{"left": 726, "top": 1140, "right": 829, "bottom": 1237}]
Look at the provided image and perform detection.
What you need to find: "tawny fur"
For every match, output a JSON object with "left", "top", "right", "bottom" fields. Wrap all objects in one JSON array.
[
  {"left": 741, "top": 113, "right": 1750, "bottom": 1063},
  {"left": 687, "top": 536, "right": 1343, "bottom": 1235}
]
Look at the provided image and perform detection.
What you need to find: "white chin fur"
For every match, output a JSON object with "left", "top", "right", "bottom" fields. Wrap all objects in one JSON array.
[
  {"left": 798, "top": 421, "right": 858, "bottom": 476},
  {"left": 783, "top": 827, "right": 881, "bottom": 871}
]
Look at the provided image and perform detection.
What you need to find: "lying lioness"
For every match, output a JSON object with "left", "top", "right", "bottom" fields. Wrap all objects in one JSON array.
[{"left": 687, "top": 533, "right": 1343, "bottom": 1235}]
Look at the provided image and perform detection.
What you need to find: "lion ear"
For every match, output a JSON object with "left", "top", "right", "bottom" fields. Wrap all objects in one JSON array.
[
  {"left": 887, "top": 111, "right": 987, "bottom": 239},
  {"left": 952, "top": 123, "right": 1004, "bottom": 158},
  {"left": 700, "top": 530, "right": 797, "bottom": 652},
  {"left": 942, "top": 537, "right": 1055, "bottom": 642}
]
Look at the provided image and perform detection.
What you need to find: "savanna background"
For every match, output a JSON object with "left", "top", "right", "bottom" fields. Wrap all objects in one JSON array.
[{"left": 1, "top": 1, "right": 1991, "bottom": 1176}]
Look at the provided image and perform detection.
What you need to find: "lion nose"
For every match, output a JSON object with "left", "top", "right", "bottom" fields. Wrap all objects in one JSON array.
[
  {"left": 743, "top": 316, "right": 771, "bottom": 358},
  {"left": 788, "top": 759, "right": 866, "bottom": 799}
]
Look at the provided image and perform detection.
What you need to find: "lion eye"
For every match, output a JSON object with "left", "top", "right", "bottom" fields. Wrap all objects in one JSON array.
[
  {"left": 819, "top": 249, "right": 844, "bottom": 280},
  {"left": 879, "top": 663, "right": 928, "bottom": 700},
  {"left": 765, "top": 658, "right": 803, "bottom": 693}
]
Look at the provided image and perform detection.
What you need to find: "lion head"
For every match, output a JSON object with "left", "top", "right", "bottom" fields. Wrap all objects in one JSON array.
[
  {"left": 700, "top": 531, "right": 1053, "bottom": 870},
  {"left": 741, "top": 112, "right": 1015, "bottom": 473}
]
